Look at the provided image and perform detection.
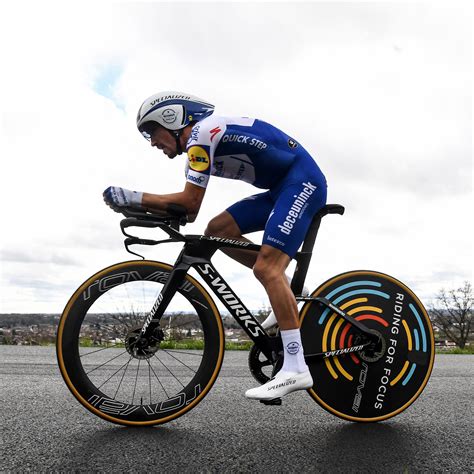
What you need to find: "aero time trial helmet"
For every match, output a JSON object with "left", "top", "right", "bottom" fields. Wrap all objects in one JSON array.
[{"left": 136, "top": 91, "right": 215, "bottom": 140}]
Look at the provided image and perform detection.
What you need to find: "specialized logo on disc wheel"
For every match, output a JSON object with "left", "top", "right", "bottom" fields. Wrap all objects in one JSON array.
[{"left": 300, "top": 271, "right": 434, "bottom": 421}]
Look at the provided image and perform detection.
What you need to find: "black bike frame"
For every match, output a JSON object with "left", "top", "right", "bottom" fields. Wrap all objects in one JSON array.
[
  {"left": 139, "top": 235, "right": 280, "bottom": 361},
  {"left": 119, "top": 205, "right": 376, "bottom": 366}
]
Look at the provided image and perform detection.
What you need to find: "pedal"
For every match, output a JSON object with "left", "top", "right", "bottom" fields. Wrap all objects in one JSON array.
[{"left": 259, "top": 398, "right": 282, "bottom": 406}]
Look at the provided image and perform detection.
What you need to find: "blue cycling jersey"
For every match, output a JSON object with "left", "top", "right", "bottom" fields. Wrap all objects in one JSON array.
[
  {"left": 185, "top": 116, "right": 325, "bottom": 189},
  {"left": 185, "top": 115, "right": 327, "bottom": 257}
]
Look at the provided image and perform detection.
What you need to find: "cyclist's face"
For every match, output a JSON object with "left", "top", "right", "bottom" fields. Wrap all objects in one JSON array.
[{"left": 150, "top": 127, "right": 178, "bottom": 159}]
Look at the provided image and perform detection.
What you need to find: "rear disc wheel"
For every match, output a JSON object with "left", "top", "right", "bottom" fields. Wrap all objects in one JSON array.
[{"left": 300, "top": 270, "right": 435, "bottom": 422}]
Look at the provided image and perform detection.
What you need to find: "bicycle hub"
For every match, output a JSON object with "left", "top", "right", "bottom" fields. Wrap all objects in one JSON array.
[{"left": 125, "top": 326, "right": 164, "bottom": 360}]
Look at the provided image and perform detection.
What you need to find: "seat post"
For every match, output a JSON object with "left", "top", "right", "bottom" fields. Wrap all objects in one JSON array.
[
  {"left": 290, "top": 204, "right": 345, "bottom": 296},
  {"left": 290, "top": 214, "right": 322, "bottom": 296}
]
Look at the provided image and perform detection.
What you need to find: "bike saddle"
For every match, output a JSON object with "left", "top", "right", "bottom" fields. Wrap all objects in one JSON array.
[{"left": 318, "top": 204, "right": 345, "bottom": 217}]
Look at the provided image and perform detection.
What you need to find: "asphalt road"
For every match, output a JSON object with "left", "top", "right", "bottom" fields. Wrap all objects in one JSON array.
[{"left": 1, "top": 347, "right": 472, "bottom": 472}]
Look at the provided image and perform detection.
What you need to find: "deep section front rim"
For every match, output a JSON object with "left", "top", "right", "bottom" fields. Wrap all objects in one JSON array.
[{"left": 57, "top": 260, "right": 224, "bottom": 426}]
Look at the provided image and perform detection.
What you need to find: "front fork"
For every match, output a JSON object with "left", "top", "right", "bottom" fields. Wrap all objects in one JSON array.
[{"left": 140, "top": 257, "right": 191, "bottom": 337}]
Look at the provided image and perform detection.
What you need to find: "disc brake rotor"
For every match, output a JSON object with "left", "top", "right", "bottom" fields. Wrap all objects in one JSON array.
[{"left": 125, "top": 327, "right": 164, "bottom": 360}]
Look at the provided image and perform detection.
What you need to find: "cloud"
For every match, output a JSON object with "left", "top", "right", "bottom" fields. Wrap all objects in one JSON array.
[
  {"left": 7, "top": 275, "right": 72, "bottom": 291},
  {"left": 1, "top": 250, "right": 80, "bottom": 266},
  {"left": 0, "top": 2, "right": 471, "bottom": 312}
]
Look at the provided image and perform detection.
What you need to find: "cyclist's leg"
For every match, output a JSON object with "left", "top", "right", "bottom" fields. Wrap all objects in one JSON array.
[
  {"left": 253, "top": 245, "right": 296, "bottom": 330},
  {"left": 246, "top": 167, "right": 327, "bottom": 400},
  {"left": 255, "top": 178, "right": 327, "bottom": 326},
  {"left": 204, "top": 192, "right": 274, "bottom": 268}
]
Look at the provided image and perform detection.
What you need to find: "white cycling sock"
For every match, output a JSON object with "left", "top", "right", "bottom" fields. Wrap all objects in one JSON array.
[{"left": 280, "top": 328, "right": 309, "bottom": 374}]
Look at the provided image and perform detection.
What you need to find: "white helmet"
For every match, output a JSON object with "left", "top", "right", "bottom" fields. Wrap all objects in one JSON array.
[{"left": 136, "top": 91, "right": 215, "bottom": 140}]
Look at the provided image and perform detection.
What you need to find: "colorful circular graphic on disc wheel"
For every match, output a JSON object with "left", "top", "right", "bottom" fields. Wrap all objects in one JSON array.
[{"left": 300, "top": 270, "right": 434, "bottom": 422}]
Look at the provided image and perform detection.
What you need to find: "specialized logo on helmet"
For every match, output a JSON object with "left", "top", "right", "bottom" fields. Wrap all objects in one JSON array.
[
  {"left": 161, "top": 109, "right": 177, "bottom": 124},
  {"left": 150, "top": 94, "right": 191, "bottom": 106},
  {"left": 188, "top": 146, "right": 210, "bottom": 172}
]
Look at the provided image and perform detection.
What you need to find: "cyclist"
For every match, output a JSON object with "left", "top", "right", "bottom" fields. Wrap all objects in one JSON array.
[{"left": 103, "top": 91, "right": 327, "bottom": 401}]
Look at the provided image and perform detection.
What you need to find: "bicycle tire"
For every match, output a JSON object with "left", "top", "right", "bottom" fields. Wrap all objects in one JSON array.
[
  {"left": 57, "top": 260, "right": 224, "bottom": 426},
  {"left": 300, "top": 270, "right": 434, "bottom": 422}
]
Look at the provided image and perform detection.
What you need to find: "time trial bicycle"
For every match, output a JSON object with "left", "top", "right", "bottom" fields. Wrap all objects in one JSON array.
[{"left": 56, "top": 204, "right": 434, "bottom": 426}]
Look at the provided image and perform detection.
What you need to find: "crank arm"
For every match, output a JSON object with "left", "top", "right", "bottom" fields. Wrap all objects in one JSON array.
[
  {"left": 305, "top": 341, "right": 371, "bottom": 362},
  {"left": 301, "top": 296, "right": 380, "bottom": 342}
]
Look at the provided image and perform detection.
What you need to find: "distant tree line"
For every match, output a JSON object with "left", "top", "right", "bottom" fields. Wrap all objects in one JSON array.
[
  {"left": 0, "top": 314, "right": 59, "bottom": 328},
  {"left": 429, "top": 281, "right": 472, "bottom": 349},
  {"left": 1, "top": 286, "right": 471, "bottom": 348}
]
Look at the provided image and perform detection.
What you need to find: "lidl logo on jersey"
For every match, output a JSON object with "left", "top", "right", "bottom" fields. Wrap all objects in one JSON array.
[{"left": 188, "top": 146, "right": 210, "bottom": 172}]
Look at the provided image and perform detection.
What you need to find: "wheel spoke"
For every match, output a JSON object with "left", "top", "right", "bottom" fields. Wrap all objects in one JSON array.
[
  {"left": 85, "top": 350, "right": 128, "bottom": 375},
  {"left": 132, "top": 359, "right": 141, "bottom": 405},
  {"left": 163, "top": 349, "right": 203, "bottom": 357},
  {"left": 113, "top": 357, "right": 132, "bottom": 399},
  {"left": 80, "top": 343, "right": 124, "bottom": 357},
  {"left": 152, "top": 353, "right": 185, "bottom": 388},
  {"left": 145, "top": 357, "right": 170, "bottom": 398},
  {"left": 97, "top": 357, "right": 132, "bottom": 390},
  {"left": 161, "top": 350, "right": 198, "bottom": 373},
  {"left": 148, "top": 360, "right": 152, "bottom": 405}
]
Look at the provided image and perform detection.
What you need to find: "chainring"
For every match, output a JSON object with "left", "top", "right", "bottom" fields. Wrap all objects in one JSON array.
[{"left": 248, "top": 344, "right": 282, "bottom": 384}]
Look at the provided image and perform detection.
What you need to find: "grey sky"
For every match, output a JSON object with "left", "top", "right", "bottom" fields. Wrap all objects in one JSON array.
[{"left": 0, "top": 1, "right": 472, "bottom": 313}]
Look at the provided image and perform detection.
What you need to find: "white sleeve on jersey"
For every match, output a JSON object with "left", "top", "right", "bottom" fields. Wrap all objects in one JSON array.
[{"left": 184, "top": 116, "right": 226, "bottom": 188}]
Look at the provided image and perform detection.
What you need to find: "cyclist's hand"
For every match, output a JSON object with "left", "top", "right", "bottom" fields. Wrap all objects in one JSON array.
[{"left": 103, "top": 186, "right": 143, "bottom": 212}]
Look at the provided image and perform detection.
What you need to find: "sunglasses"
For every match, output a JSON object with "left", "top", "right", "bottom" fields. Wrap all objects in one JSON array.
[{"left": 139, "top": 122, "right": 160, "bottom": 141}]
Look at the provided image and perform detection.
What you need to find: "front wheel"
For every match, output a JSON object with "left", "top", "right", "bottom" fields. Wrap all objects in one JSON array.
[
  {"left": 300, "top": 270, "right": 435, "bottom": 422},
  {"left": 57, "top": 260, "right": 224, "bottom": 426}
]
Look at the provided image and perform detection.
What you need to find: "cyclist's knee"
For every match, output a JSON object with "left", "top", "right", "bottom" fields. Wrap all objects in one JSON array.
[
  {"left": 205, "top": 212, "right": 240, "bottom": 238},
  {"left": 253, "top": 246, "right": 289, "bottom": 287},
  {"left": 204, "top": 217, "right": 226, "bottom": 237},
  {"left": 253, "top": 258, "right": 283, "bottom": 287}
]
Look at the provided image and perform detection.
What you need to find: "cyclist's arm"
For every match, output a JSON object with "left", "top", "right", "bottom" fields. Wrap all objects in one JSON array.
[{"left": 142, "top": 182, "right": 206, "bottom": 222}]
